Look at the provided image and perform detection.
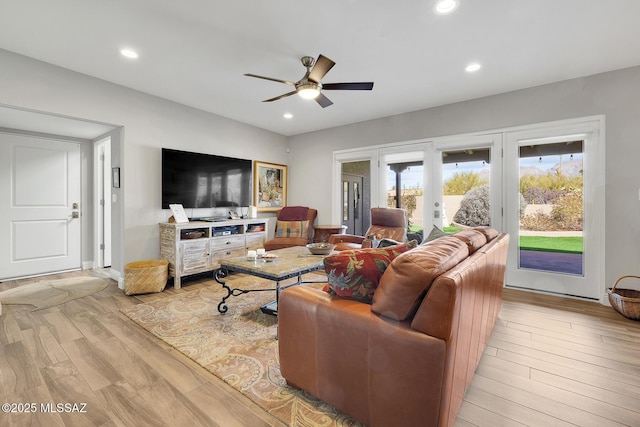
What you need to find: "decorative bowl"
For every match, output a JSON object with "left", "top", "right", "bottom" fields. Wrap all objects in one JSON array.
[{"left": 306, "top": 243, "right": 335, "bottom": 255}]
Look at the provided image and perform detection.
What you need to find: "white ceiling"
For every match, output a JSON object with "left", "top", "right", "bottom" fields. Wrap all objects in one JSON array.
[{"left": 2, "top": 0, "right": 640, "bottom": 137}]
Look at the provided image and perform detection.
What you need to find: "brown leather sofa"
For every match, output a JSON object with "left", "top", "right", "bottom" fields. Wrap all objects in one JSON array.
[{"left": 278, "top": 227, "right": 509, "bottom": 427}]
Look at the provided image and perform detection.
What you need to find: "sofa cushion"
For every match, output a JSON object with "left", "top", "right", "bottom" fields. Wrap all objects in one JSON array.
[
  {"left": 275, "top": 220, "right": 309, "bottom": 239},
  {"left": 450, "top": 229, "right": 487, "bottom": 254},
  {"left": 473, "top": 226, "right": 499, "bottom": 242},
  {"left": 372, "top": 236, "right": 469, "bottom": 321},
  {"left": 323, "top": 241, "right": 417, "bottom": 303}
]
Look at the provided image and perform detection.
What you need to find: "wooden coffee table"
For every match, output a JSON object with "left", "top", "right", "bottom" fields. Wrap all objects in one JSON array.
[{"left": 213, "top": 246, "right": 329, "bottom": 315}]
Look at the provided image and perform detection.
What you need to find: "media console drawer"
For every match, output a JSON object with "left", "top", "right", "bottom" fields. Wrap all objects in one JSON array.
[{"left": 210, "top": 234, "right": 245, "bottom": 250}]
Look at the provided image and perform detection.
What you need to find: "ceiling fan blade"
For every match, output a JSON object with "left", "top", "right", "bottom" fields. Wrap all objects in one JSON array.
[
  {"left": 322, "top": 82, "right": 374, "bottom": 91},
  {"left": 244, "top": 73, "right": 295, "bottom": 85},
  {"left": 262, "top": 90, "right": 297, "bottom": 102},
  {"left": 308, "top": 54, "right": 336, "bottom": 83},
  {"left": 315, "top": 93, "right": 334, "bottom": 108}
]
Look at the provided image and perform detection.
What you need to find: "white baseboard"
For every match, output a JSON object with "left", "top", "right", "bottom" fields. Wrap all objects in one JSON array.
[
  {"left": 601, "top": 292, "right": 611, "bottom": 306},
  {"left": 108, "top": 268, "right": 124, "bottom": 289}
]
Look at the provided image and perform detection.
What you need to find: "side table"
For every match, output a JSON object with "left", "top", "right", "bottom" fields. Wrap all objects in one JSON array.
[{"left": 314, "top": 224, "right": 348, "bottom": 243}]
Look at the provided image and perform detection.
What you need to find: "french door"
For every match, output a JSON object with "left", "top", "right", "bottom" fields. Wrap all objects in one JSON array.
[
  {"left": 332, "top": 117, "right": 604, "bottom": 302},
  {"left": 334, "top": 144, "right": 430, "bottom": 234},
  {"left": 504, "top": 118, "right": 605, "bottom": 300}
]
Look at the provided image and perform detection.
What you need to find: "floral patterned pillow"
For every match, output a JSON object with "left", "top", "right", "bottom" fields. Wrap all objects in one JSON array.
[{"left": 323, "top": 241, "right": 417, "bottom": 303}]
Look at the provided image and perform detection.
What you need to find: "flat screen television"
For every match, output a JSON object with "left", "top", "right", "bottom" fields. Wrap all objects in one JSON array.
[{"left": 162, "top": 148, "right": 252, "bottom": 209}]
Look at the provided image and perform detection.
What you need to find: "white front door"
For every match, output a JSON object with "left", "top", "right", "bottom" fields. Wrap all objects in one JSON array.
[{"left": 0, "top": 132, "right": 82, "bottom": 279}]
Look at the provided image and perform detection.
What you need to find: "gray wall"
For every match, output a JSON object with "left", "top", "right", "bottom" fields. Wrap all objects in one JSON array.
[
  {"left": 288, "top": 66, "right": 640, "bottom": 294},
  {"left": 2, "top": 46, "right": 639, "bottom": 295},
  {"left": 0, "top": 49, "right": 288, "bottom": 275}
]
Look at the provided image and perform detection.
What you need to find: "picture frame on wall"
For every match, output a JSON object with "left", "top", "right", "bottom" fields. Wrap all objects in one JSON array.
[{"left": 253, "top": 161, "right": 287, "bottom": 212}]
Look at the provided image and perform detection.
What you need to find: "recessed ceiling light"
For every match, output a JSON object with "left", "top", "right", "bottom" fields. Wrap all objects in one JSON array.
[
  {"left": 120, "top": 49, "right": 138, "bottom": 59},
  {"left": 283, "top": 113, "right": 293, "bottom": 119},
  {"left": 434, "top": 0, "right": 459, "bottom": 15},
  {"left": 465, "top": 62, "right": 482, "bottom": 73}
]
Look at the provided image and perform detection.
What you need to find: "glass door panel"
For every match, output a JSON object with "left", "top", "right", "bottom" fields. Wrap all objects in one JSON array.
[
  {"left": 518, "top": 141, "right": 584, "bottom": 275},
  {"left": 441, "top": 148, "right": 491, "bottom": 231},
  {"left": 341, "top": 173, "right": 365, "bottom": 235},
  {"left": 381, "top": 148, "right": 427, "bottom": 241},
  {"left": 432, "top": 134, "right": 502, "bottom": 233}
]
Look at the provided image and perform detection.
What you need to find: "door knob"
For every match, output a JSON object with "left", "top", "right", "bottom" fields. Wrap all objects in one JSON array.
[{"left": 71, "top": 211, "right": 79, "bottom": 219}]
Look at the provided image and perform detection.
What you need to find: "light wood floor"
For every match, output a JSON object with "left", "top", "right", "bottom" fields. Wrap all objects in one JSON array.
[
  {"left": 456, "top": 287, "right": 640, "bottom": 427},
  {"left": 1, "top": 270, "right": 639, "bottom": 427}
]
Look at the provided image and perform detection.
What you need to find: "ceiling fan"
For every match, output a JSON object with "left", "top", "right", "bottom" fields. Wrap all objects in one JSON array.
[{"left": 244, "top": 54, "right": 374, "bottom": 108}]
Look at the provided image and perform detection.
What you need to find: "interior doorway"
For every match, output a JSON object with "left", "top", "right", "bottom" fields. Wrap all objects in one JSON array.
[
  {"left": 341, "top": 161, "right": 371, "bottom": 235},
  {"left": 95, "top": 136, "right": 112, "bottom": 268},
  {"left": 0, "top": 105, "right": 121, "bottom": 280}
]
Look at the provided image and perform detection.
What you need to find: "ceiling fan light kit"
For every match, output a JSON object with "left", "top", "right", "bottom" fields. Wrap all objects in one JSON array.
[
  {"left": 296, "top": 83, "right": 320, "bottom": 99},
  {"left": 244, "top": 54, "right": 373, "bottom": 108}
]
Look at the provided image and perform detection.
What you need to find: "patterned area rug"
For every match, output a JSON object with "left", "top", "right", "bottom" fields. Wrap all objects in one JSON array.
[
  {"left": 120, "top": 274, "right": 364, "bottom": 427},
  {"left": 0, "top": 276, "right": 109, "bottom": 313}
]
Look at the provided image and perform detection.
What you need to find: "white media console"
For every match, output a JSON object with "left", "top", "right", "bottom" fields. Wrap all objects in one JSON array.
[{"left": 160, "top": 218, "right": 267, "bottom": 289}]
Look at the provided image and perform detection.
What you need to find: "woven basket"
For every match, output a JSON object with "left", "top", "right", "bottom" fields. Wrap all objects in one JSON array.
[
  {"left": 124, "top": 259, "right": 169, "bottom": 295},
  {"left": 607, "top": 275, "right": 640, "bottom": 320}
]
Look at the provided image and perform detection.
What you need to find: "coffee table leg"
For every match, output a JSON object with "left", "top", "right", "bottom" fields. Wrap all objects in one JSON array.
[
  {"left": 214, "top": 268, "right": 231, "bottom": 314},
  {"left": 272, "top": 273, "right": 300, "bottom": 315}
]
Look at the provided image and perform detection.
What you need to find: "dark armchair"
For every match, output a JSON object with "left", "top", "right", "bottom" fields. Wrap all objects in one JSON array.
[
  {"left": 329, "top": 207, "right": 408, "bottom": 251},
  {"left": 263, "top": 206, "right": 318, "bottom": 251}
]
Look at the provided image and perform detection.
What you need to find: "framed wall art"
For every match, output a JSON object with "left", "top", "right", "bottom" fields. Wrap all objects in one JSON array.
[{"left": 253, "top": 161, "right": 287, "bottom": 212}]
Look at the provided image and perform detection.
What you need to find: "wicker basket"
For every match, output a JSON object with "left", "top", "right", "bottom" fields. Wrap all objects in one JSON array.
[
  {"left": 607, "top": 275, "right": 640, "bottom": 320},
  {"left": 124, "top": 259, "right": 169, "bottom": 295}
]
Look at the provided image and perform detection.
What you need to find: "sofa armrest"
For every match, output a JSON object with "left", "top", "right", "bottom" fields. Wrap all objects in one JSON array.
[
  {"left": 328, "top": 233, "right": 366, "bottom": 245},
  {"left": 278, "top": 285, "right": 447, "bottom": 427}
]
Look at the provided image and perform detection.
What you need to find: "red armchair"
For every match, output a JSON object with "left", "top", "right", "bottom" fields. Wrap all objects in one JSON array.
[{"left": 263, "top": 206, "right": 318, "bottom": 251}]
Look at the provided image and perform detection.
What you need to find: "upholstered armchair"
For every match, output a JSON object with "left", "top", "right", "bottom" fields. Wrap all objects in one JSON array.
[
  {"left": 329, "top": 207, "right": 408, "bottom": 251},
  {"left": 263, "top": 206, "right": 318, "bottom": 251}
]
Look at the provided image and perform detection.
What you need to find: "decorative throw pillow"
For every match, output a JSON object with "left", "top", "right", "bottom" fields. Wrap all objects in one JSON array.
[
  {"left": 422, "top": 225, "right": 448, "bottom": 244},
  {"left": 275, "top": 220, "right": 309, "bottom": 239},
  {"left": 323, "top": 241, "right": 417, "bottom": 303},
  {"left": 372, "top": 236, "right": 469, "bottom": 321},
  {"left": 450, "top": 229, "right": 487, "bottom": 254},
  {"left": 377, "top": 238, "right": 403, "bottom": 248}
]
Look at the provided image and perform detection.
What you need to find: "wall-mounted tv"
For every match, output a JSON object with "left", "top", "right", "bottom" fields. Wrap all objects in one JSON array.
[{"left": 162, "top": 148, "right": 252, "bottom": 209}]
